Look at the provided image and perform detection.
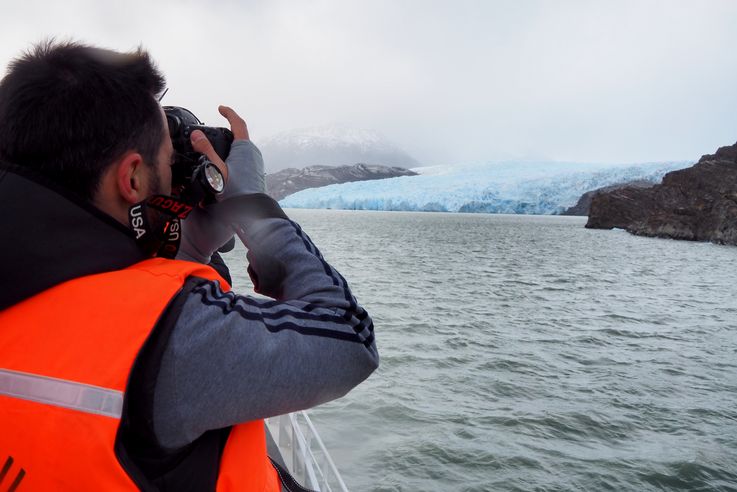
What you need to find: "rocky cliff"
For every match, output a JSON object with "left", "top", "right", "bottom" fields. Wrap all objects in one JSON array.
[
  {"left": 562, "top": 180, "right": 656, "bottom": 216},
  {"left": 586, "top": 142, "right": 737, "bottom": 245},
  {"left": 266, "top": 163, "right": 417, "bottom": 201}
]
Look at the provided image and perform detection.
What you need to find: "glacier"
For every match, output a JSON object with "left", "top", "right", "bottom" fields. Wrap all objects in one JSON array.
[{"left": 278, "top": 160, "right": 693, "bottom": 214}]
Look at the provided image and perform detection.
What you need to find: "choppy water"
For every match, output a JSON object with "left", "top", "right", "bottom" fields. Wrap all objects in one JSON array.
[{"left": 226, "top": 210, "right": 737, "bottom": 491}]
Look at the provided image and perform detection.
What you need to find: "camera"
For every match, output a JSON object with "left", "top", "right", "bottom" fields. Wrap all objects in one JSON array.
[{"left": 164, "top": 106, "right": 233, "bottom": 204}]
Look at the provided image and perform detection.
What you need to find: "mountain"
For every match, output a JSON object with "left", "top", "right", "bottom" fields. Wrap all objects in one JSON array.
[
  {"left": 257, "top": 125, "right": 421, "bottom": 172},
  {"left": 279, "top": 160, "right": 691, "bottom": 214},
  {"left": 586, "top": 142, "right": 737, "bottom": 245},
  {"left": 266, "top": 163, "right": 417, "bottom": 201},
  {"left": 562, "top": 180, "right": 657, "bottom": 216}
]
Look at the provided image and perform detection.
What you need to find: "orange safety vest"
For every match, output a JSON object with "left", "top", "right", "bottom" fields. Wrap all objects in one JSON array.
[{"left": 0, "top": 258, "right": 280, "bottom": 491}]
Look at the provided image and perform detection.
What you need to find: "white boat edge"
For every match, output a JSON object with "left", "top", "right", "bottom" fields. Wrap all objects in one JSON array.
[{"left": 266, "top": 411, "right": 350, "bottom": 492}]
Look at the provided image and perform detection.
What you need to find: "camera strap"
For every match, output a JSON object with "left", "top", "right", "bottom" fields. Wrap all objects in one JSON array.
[{"left": 128, "top": 195, "right": 194, "bottom": 259}]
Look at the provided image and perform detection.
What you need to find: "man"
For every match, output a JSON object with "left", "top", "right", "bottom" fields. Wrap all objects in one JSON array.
[{"left": 0, "top": 41, "right": 378, "bottom": 491}]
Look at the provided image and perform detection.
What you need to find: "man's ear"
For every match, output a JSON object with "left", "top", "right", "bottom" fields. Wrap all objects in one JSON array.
[{"left": 115, "top": 151, "right": 147, "bottom": 204}]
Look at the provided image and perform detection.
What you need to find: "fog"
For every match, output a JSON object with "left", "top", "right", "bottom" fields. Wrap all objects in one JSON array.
[{"left": 2, "top": 0, "right": 737, "bottom": 166}]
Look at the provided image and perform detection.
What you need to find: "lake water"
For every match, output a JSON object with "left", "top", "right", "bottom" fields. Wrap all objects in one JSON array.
[{"left": 226, "top": 209, "right": 737, "bottom": 491}]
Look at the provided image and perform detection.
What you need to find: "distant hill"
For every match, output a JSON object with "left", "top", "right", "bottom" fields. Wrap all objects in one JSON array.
[
  {"left": 257, "top": 124, "right": 421, "bottom": 172},
  {"left": 267, "top": 163, "right": 417, "bottom": 201}
]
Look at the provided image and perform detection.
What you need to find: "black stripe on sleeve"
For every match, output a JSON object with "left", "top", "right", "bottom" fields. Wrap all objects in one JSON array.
[
  {"left": 287, "top": 220, "right": 358, "bottom": 310},
  {"left": 192, "top": 283, "right": 366, "bottom": 344}
]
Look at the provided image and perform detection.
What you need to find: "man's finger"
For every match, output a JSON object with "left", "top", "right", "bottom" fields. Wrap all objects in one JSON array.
[
  {"left": 218, "top": 105, "right": 249, "bottom": 141},
  {"left": 191, "top": 130, "right": 229, "bottom": 181}
]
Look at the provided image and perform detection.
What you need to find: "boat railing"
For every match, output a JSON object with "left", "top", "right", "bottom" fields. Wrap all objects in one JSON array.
[{"left": 265, "top": 411, "right": 350, "bottom": 492}]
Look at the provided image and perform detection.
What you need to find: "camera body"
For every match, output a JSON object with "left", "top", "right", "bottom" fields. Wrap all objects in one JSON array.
[{"left": 164, "top": 106, "right": 233, "bottom": 203}]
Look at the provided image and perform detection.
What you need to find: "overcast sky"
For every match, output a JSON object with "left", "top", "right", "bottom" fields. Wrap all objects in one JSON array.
[{"left": 2, "top": 0, "right": 737, "bottom": 166}]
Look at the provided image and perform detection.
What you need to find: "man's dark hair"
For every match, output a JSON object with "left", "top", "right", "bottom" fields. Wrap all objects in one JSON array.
[{"left": 0, "top": 40, "right": 166, "bottom": 200}]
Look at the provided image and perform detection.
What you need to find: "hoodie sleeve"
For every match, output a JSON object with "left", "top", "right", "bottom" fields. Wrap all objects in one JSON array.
[{"left": 151, "top": 212, "right": 378, "bottom": 450}]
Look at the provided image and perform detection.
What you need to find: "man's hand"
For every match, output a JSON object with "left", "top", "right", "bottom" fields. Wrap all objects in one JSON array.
[
  {"left": 190, "top": 105, "right": 264, "bottom": 199},
  {"left": 189, "top": 105, "right": 250, "bottom": 184},
  {"left": 219, "top": 105, "right": 250, "bottom": 140},
  {"left": 177, "top": 105, "right": 266, "bottom": 264}
]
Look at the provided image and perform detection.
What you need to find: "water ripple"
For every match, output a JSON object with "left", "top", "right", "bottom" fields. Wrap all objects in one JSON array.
[{"left": 225, "top": 210, "right": 737, "bottom": 491}]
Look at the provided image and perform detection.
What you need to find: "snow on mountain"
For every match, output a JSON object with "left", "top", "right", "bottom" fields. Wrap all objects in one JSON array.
[
  {"left": 279, "top": 160, "right": 693, "bottom": 214},
  {"left": 257, "top": 124, "right": 421, "bottom": 172}
]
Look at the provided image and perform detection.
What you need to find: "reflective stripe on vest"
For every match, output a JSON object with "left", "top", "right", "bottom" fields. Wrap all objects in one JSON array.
[
  {"left": 0, "top": 368, "right": 123, "bottom": 418},
  {"left": 0, "top": 258, "right": 279, "bottom": 491}
]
